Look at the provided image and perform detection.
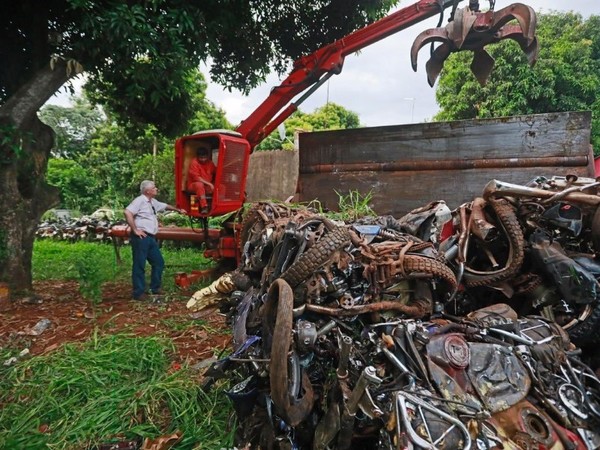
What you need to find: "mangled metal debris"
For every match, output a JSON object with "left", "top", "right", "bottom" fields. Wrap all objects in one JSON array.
[{"left": 193, "top": 176, "right": 600, "bottom": 449}]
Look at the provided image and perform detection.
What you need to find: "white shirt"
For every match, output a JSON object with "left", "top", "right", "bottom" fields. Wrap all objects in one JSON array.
[{"left": 125, "top": 195, "right": 167, "bottom": 235}]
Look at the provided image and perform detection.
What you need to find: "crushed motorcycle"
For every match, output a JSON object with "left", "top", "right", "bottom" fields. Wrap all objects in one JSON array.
[
  {"left": 430, "top": 176, "right": 600, "bottom": 349},
  {"left": 200, "top": 192, "right": 600, "bottom": 449}
]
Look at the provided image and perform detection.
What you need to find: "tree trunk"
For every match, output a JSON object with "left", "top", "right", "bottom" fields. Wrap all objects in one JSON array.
[{"left": 0, "top": 61, "right": 71, "bottom": 294}]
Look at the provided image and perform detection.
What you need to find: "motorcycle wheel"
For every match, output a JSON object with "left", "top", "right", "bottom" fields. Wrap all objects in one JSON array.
[{"left": 463, "top": 199, "right": 525, "bottom": 287}]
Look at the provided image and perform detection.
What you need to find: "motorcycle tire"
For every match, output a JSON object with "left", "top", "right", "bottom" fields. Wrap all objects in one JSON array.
[
  {"left": 264, "top": 278, "right": 314, "bottom": 426},
  {"left": 281, "top": 225, "right": 351, "bottom": 288},
  {"left": 563, "top": 300, "right": 600, "bottom": 346},
  {"left": 463, "top": 199, "right": 525, "bottom": 287}
]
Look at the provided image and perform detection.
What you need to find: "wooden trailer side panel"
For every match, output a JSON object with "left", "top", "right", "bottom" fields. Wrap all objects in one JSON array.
[{"left": 297, "top": 111, "right": 594, "bottom": 216}]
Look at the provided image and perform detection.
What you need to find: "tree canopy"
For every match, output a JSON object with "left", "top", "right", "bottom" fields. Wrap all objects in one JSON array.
[
  {"left": 38, "top": 97, "right": 104, "bottom": 159},
  {"left": 1, "top": 0, "right": 398, "bottom": 291},
  {"left": 257, "top": 102, "right": 361, "bottom": 150},
  {"left": 434, "top": 11, "right": 600, "bottom": 150},
  {"left": 2, "top": 0, "right": 397, "bottom": 135},
  {"left": 41, "top": 71, "right": 231, "bottom": 213}
]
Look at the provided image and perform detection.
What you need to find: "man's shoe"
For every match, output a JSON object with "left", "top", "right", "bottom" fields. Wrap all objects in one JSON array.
[
  {"left": 133, "top": 293, "right": 148, "bottom": 301},
  {"left": 151, "top": 289, "right": 165, "bottom": 295}
]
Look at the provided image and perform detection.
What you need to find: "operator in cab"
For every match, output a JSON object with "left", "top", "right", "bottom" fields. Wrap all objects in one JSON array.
[{"left": 187, "top": 144, "right": 216, "bottom": 214}]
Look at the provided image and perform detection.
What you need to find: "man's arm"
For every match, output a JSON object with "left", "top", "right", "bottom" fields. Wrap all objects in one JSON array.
[
  {"left": 165, "top": 204, "right": 187, "bottom": 214},
  {"left": 189, "top": 161, "right": 214, "bottom": 188}
]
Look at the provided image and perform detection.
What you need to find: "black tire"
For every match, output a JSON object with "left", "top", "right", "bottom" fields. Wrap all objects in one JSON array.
[
  {"left": 239, "top": 203, "right": 265, "bottom": 252},
  {"left": 464, "top": 199, "right": 525, "bottom": 287},
  {"left": 264, "top": 279, "right": 314, "bottom": 426},
  {"left": 397, "top": 254, "right": 458, "bottom": 291},
  {"left": 281, "top": 225, "right": 351, "bottom": 287},
  {"left": 564, "top": 301, "right": 600, "bottom": 346}
]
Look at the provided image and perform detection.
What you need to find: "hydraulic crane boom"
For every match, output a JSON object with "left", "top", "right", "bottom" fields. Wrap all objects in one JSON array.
[
  {"left": 236, "top": 0, "right": 457, "bottom": 150},
  {"left": 174, "top": 0, "right": 537, "bottom": 225},
  {"left": 235, "top": 0, "right": 537, "bottom": 150}
]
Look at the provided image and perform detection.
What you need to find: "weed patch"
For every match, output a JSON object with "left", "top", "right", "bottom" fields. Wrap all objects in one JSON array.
[{"left": 0, "top": 333, "right": 234, "bottom": 449}]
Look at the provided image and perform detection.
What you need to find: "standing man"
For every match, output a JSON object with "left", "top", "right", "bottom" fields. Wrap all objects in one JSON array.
[
  {"left": 124, "top": 180, "right": 186, "bottom": 301},
  {"left": 187, "top": 145, "right": 216, "bottom": 214}
]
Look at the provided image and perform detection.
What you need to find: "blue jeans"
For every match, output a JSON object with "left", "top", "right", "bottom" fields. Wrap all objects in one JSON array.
[{"left": 130, "top": 234, "right": 164, "bottom": 298}]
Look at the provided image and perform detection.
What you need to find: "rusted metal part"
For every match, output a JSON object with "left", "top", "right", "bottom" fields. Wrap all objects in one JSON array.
[
  {"left": 109, "top": 224, "right": 219, "bottom": 241},
  {"left": 336, "top": 334, "right": 353, "bottom": 379},
  {"left": 483, "top": 179, "right": 600, "bottom": 205},
  {"left": 297, "top": 112, "right": 593, "bottom": 218},
  {"left": 174, "top": 269, "right": 215, "bottom": 290},
  {"left": 466, "top": 342, "right": 531, "bottom": 413},
  {"left": 470, "top": 197, "right": 496, "bottom": 241},
  {"left": 395, "top": 390, "right": 473, "bottom": 449},
  {"left": 463, "top": 198, "right": 525, "bottom": 287},
  {"left": 491, "top": 400, "right": 560, "bottom": 448},
  {"left": 361, "top": 249, "right": 458, "bottom": 292},
  {"left": 204, "top": 193, "right": 600, "bottom": 449},
  {"left": 411, "top": 3, "right": 538, "bottom": 86},
  {"left": 305, "top": 299, "right": 430, "bottom": 318},
  {"left": 263, "top": 279, "right": 314, "bottom": 426},
  {"left": 301, "top": 155, "right": 590, "bottom": 174}
]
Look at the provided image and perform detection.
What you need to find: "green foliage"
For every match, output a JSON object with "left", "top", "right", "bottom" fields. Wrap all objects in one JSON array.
[
  {"left": 132, "top": 147, "right": 177, "bottom": 206},
  {"left": 0, "top": 334, "right": 234, "bottom": 449},
  {"left": 77, "top": 122, "right": 145, "bottom": 211},
  {"left": 325, "top": 189, "right": 376, "bottom": 222},
  {"left": 57, "top": 0, "right": 397, "bottom": 134},
  {"left": 38, "top": 97, "right": 104, "bottom": 158},
  {"left": 183, "top": 71, "right": 233, "bottom": 135},
  {"left": 74, "top": 248, "right": 104, "bottom": 304},
  {"left": 32, "top": 240, "right": 212, "bottom": 293},
  {"left": 434, "top": 12, "right": 600, "bottom": 151},
  {"left": 4, "top": 0, "right": 397, "bottom": 134},
  {"left": 44, "top": 73, "right": 230, "bottom": 214},
  {"left": 257, "top": 102, "right": 362, "bottom": 150},
  {"left": 46, "top": 158, "right": 98, "bottom": 211}
]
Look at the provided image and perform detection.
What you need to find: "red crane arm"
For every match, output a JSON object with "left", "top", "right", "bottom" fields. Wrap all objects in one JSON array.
[{"left": 235, "top": 0, "right": 457, "bottom": 149}]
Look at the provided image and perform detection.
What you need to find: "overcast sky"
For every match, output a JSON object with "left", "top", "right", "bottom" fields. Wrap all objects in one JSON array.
[
  {"left": 203, "top": 0, "right": 600, "bottom": 128},
  {"left": 48, "top": 1, "right": 600, "bottom": 128}
]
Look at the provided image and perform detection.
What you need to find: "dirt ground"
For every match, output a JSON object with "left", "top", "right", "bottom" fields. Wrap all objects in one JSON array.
[{"left": 0, "top": 281, "right": 230, "bottom": 365}]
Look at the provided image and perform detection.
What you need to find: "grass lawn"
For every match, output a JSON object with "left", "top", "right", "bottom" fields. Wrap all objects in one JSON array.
[{"left": 0, "top": 240, "right": 234, "bottom": 450}]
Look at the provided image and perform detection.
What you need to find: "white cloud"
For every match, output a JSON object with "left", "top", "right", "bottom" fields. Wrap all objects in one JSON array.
[
  {"left": 205, "top": 0, "right": 600, "bottom": 128},
  {"left": 49, "top": 1, "right": 600, "bottom": 127}
]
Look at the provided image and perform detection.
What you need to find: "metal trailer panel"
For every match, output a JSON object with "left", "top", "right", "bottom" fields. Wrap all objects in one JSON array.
[{"left": 297, "top": 111, "right": 593, "bottom": 216}]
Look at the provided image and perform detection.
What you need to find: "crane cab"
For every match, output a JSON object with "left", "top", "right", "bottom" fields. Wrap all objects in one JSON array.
[{"left": 175, "top": 130, "right": 251, "bottom": 217}]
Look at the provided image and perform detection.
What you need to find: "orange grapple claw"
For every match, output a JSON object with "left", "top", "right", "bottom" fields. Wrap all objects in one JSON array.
[
  {"left": 491, "top": 3, "right": 537, "bottom": 46},
  {"left": 410, "top": 3, "right": 538, "bottom": 86},
  {"left": 410, "top": 28, "right": 450, "bottom": 73}
]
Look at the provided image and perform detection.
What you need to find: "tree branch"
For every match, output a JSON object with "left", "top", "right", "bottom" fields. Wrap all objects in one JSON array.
[{"left": 0, "top": 60, "right": 72, "bottom": 127}]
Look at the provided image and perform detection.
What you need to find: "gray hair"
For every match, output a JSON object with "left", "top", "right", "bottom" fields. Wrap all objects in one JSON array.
[{"left": 140, "top": 180, "right": 155, "bottom": 194}]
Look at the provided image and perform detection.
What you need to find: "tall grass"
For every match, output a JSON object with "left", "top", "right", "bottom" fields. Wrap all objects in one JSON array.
[
  {"left": 0, "top": 241, "right": 234, "bottom": 449},
  {"left": 33, "top": 240, "right": 213, "bottom": 292},
  {"left": 0, "top": 333, "right": 234, "bottom": 449}
]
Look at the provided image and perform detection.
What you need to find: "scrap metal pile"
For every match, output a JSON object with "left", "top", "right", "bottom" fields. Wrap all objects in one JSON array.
[
  {"left": 36, "top": 216, "right": 114, "bottom": 242},
  {"left": 199, "top": 176, "right": 600, "bottom": 449}
]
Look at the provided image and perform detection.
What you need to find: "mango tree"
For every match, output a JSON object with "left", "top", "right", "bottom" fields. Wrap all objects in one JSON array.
[{"left": 0, "top": 0, "right": 396, "bottom": 293}]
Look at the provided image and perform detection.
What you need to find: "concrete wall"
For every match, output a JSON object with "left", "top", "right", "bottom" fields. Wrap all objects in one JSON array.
[{"left": 245, "top": 149, "right": 299, "bottom": 202}]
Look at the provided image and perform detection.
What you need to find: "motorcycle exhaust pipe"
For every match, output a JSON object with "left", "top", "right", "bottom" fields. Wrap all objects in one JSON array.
[{"left": 483, "top": 179, "right": 600, "bottom": 206}]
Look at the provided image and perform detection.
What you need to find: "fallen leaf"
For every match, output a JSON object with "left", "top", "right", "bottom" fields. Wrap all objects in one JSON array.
[{"left": 141, "top": 431, "right": 182, "bottom": 450}]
